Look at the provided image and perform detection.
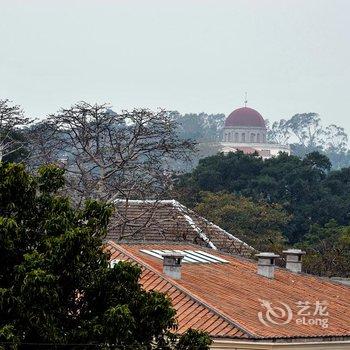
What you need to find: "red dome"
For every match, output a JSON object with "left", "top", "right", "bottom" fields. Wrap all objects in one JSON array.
[{"left": 225, "top": 107, "right": 266, "bottom": 129}]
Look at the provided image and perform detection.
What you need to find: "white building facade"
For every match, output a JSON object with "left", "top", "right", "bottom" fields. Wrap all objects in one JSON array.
[{"left": 221, "top": 106, "right": 290, "bottom": 159}]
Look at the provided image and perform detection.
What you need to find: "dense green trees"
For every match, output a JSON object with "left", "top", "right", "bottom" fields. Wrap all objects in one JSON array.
[
  {"left": 2, "top": 97, "right": 350, "bottom": 279},
  {"left": 175, "top": 151, "right": 350, "bottom": 274},
  {"left": 0, "top": 163, "right": 210, "bottom": 349},
  {"left": 177, "top": 151, "right": 346, "bottom": 243},
  {"left": 300, "top": 220, "right": 350, "bottom": 277},
  {"left": 193, "top": 192, "right": 289, "bottom": 252}
]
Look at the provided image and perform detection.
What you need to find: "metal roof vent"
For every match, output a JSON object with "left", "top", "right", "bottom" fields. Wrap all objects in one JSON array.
[
  {"left": 283, "top": 249, "right": 306, "bottom": 273},
  {"left": 162, "top": 252, "right": 184, "bottom": 280},
  {"left": 256, "top": 252, "right": 280, "bottom": 279}
]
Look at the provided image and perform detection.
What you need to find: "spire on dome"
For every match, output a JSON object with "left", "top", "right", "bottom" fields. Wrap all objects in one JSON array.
[{"left": 244, "top": 92, "right": 248, "bottom": 107}]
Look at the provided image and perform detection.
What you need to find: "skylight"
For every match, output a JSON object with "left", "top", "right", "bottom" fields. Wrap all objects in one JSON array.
[{"left": 140, "top": 249, "right": 228, "bottom": 264}]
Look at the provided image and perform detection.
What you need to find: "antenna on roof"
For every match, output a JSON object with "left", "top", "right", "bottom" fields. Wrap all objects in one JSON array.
[{"left": 244, "top": 92, "right": 248, "bottom": 107}]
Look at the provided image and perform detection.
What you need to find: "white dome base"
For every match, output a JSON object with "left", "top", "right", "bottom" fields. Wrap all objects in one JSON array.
[{"left": 221, "top": 141, "right": 290, "bottom": 159}]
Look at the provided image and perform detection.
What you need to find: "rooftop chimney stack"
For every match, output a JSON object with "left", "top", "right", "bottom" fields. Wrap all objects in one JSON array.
[
  {"left": 283, "top": 249, "right": 306, "bottom": 273},
  {"left": 162, "top": 252, "right": 184, "bottom": 280},
  {"left": 256, "top": 252, "right": 280, "bottom": 279}
]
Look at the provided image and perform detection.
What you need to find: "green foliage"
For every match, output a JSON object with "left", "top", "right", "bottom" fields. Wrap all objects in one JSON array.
[
  {"left": 37, "top": 164, "right": 66, "bottom": 193},
  {"left": 0, "top": 162, "right": 210, "bottom": 349},
  {"left": 176, "top": 151, "right": 350, "bottom": 244},
  {"left": 194, "top": 192, "right": 289, "bottom": 252},
  {"left": 299, "top": 220, "right": 350, "bottom": 277},
  {"left": 176, "top": 329, "right": 212, "bottom": 350},
  {"left": 176, "top": 151, "right": 263, "bottom": 205},
  {"left": 302, "top": 151, "right": 331, "bottom": 171},
  {"left": 176, "top": 151, "right": 350, "bottom": 276}
]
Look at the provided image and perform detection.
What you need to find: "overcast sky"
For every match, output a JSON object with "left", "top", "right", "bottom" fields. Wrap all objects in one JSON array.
[{"left": 0, "top": 0, "right": 349, "bottom": 130}]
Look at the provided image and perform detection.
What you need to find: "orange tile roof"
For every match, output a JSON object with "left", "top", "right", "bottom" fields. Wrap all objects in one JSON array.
[
  {"left": 106, "top": 242, "right": 247, "bottom": 338},
  {"left": 105, "top": 241, "right": 350, "bottom": 341},
  {"left": 107, "top": 199, "right": 254, "bottom": 257}
]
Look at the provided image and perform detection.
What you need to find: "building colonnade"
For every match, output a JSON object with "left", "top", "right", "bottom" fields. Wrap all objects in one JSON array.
[{"left": 223, "top": 130, "right": 267, "bottom": 143}]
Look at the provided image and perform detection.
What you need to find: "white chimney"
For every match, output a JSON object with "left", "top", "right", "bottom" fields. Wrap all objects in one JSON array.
[
  {"left": 162, "top": 252, "right": 184, "bottom": 280},
  {"left": 283, "top": 249, "right": 305, "bottom": 273},
  {"left": 256, "top": 252, "right": 280, "bottom": 279}
]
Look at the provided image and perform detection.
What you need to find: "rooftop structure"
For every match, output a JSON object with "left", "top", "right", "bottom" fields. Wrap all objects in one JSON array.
[
  {"left": 222, "top": 105, "right": 290, "bottom": 159},
  {"left": 107, "top": 199, "right": 255, "bottom": 257},
  {"left": 105, "top": 241, "right": 350, "bottom": 349},
  {"left": 225, "top": 107, "right": 266, "bottom": 129}
]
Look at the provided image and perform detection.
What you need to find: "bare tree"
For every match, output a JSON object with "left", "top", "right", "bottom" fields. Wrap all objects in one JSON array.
[
  {"left": 267, "top": 113, "right": 325, "bottom": 148},
  {"left": 27, "top": 120, "right": 60, "bottom": 167},
  {"left": 29, "top": 102, "right": 195, "bottom": 205},
  {"left": 0, "top": 99, "right": 33, "bottom": 162},
  {"left": 267, "top": 119, "right": 291, "bottom": 145},
  {"left": 285, "top": 113, "right": 325, "bottom": 148},
  {"left": 324, "top": 124, "right": 348, "bottom": 152}
]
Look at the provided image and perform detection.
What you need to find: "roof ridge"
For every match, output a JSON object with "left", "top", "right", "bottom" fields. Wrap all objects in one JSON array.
[
  {"left": 108, "top": 240, "right": 256, "bottom": 338},
  {"left": 111, "top": 198, "right": 255, "bottom": 253},
  {"left": 113, "top": 199, "right": 175, "bottom": 204},
  {"left": 169, "top": 200, "right": 217, "bottom": 250},
  {"left": 179, "top": 202, "right": 256, "bottom": 252}
]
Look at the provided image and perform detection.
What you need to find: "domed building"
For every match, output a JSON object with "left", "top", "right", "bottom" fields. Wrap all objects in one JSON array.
[{"left": 222, "top": 106, "right": 290, "bottom": 159}]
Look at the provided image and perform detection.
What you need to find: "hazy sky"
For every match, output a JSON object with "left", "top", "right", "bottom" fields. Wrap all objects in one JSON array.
[{"left": 0, "top": 0, "right": 349, "bottom": 130}]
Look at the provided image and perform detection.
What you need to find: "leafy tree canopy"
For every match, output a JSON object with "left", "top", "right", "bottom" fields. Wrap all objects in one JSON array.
[
  {"left": 193, "top": 192, "right": 289, "bottom": 252},
  {"left": 0, "top": 162, "right": 211, "bottom": 349},
  {"left": 300, "top": 220, "right": 350, "bottom": 277},
  {"left": 176, "top": 151, "right": 350, "bottom": 243}
]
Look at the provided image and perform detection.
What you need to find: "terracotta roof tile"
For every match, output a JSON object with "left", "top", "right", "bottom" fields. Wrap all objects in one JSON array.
[
  {"left": 105, "top": 242, "right": 249, "bottom": 339},
  {"left": 105, "top": 241, "right": 350, "bottom": 340}
]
